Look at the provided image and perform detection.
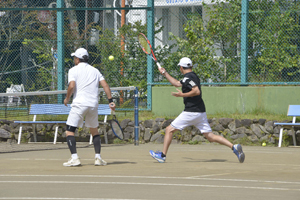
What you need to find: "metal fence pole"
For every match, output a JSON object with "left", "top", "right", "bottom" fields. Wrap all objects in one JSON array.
[
  {"left": 240, "top": 0, "right": 249, "bottom": 85},
  {"left": 57, "top": 0, "right": 65, "bottom": 103},
  {"left": 147, "top": 0, "right": 154, "bottom": 110},
  {"left": 134, "top": 87, "right": 139, "bottom": 146}
]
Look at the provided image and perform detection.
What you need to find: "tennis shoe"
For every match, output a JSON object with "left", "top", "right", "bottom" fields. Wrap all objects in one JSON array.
[
  {"left": 63, "top": 157, "right": 81, "bottom": 167},
  {"left": 233, "top": 144, "right": 245, "bottom": 163},
  {"left": 149, "top": 150, "right": 166, "bottom": 163},
  {"left": 94, "top": 158, "right": 107, "bottom": 166}
]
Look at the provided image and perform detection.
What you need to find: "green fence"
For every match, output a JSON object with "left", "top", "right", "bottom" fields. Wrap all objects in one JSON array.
[{"left": 1, "top": 0, "right": 300, "bottom": 111}]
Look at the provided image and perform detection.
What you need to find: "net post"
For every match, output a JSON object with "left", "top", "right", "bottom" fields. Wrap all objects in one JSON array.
[
  {"left": 134, "top": 87, "right": 139, "bottom": 146},
  {"left": 18, "top": 126, "right": 22, "bottom": 144}
]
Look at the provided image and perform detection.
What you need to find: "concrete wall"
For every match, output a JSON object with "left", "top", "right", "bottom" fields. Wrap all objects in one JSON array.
[{"left": 152, "top": 86, "right": 300, "bottom": 116}]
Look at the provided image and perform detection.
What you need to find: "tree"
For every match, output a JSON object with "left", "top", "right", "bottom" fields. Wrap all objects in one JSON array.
[
  {"left": 165, "top": 13, "right": 223, "bottom": 83},
  {"left": 92, "top": 19, "right": 174, "bottom": 106},
  {"left": 248, "top": 0, "right": 300, "bottom": 82},
  {"left": 0, "top": 0, "right": 34, "bottom": 91}
]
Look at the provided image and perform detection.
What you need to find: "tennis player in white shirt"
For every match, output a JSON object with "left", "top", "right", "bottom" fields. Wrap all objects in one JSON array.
[{"left": 63, "top": 47, "right": 115, "bottom": 167}]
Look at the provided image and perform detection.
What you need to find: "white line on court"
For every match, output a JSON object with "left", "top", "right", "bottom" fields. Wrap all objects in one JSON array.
[
  {"left": 1, "top": 174, "right": 300, "bottom": 185},
  {"left": 0, "top": 198, "right": 143, "bottom": 200},
  {"left": 6, "top": 158, "right": 300, "bottom": 167},
  {"left": 0, "top": 180, "right": 299, "bottom": 191},
  {"left": 173, "top": 146, "right": 300, "bottom": 153},
  {"left": 7, "top": 158, "right": 130, "bottom": 161},
  {"left": 177, "top": 149, "right": 299, "bottom": 154}
]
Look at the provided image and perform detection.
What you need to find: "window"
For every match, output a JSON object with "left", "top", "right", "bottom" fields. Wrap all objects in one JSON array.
[
  {"left": 162, "top": 8, "right": 171, "bottom": 45},
  {"left": 179, "top": 6, "right": 202, "bottom": 39}
]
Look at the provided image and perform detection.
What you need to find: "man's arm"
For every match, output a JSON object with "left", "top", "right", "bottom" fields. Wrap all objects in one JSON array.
[
  {"left": 64, "top": 81, "right": 75, "bottom": 106},
  {"left": 100, "top": 80, "right": 116, "bottom": 110},
  {"left": 171, "top": 86, "right": 200, "bottom": 98},
  {"left": 159, "top": 67, "right": 182, "bottom": 87}
]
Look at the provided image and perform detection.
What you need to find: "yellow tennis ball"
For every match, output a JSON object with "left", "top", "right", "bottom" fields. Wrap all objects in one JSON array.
[
  {"left": 262, "top": 142, "right": 266, "bottom": 147},
  {"left": 109, "top": 55, "right": 114, "bottom": 61}
]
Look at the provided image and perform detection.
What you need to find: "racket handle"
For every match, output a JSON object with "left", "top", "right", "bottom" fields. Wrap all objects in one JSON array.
[{"left": 156, "top": 62, "right": 162, "bottom": 69}]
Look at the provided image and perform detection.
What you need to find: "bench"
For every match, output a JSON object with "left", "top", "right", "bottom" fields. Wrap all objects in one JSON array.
[
  {"left": 14, "top": 104, "right": 111, "bottom": 145},
  {"left": 274, "top": 105, "right": 300, "bottom": 147}
]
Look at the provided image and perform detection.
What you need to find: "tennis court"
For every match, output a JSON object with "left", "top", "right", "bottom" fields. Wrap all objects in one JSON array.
[{"left": 0, "top": 143, "right": 300, "bottom": 200}]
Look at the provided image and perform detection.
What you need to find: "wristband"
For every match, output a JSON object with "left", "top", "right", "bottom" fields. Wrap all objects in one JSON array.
[{"left": 108, "top": 98, "right": 113, "bottom": 103}]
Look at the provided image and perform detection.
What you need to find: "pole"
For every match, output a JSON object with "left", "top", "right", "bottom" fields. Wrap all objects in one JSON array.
[
  {"left": 147, "top": 0, "right": 154, "bottom": 110},
  {"left": 134, "top": 87, "right": 139, "bottom": 146},
  {"left": 120, "top": 0, "right": 126, "bottom": 104},
  {"left": 240, "top": 0, "right": 249, "bottom": 85},
  {"left": 57, "top": 0, "right": 65, "bottom": 103}
]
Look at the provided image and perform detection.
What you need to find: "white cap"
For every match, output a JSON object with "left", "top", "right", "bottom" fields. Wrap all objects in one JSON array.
[
  {"left": 178, "top": 57, "right": 193, "bottom": 68},
  {"left": 71, "top": 48, "right": 89, "bottom": 59}
]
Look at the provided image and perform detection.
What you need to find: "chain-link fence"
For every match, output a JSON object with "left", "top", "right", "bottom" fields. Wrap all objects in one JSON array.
[{"left": 1, "top": 0, "right": 300, "bottom": 112}]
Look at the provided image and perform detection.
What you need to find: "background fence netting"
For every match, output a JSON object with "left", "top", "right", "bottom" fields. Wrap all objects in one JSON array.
[
  {"left": 1, "top": 0, "right": 300, "bottom": 119},
  {"left": 0, "top": 86, "right": 136, "bottom": 120}
]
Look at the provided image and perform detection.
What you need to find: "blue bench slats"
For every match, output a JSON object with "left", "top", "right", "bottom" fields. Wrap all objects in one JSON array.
[
  {"left": 274, "top": 105, "right": 300, "bottom": 147},
  {"left": 287, "top": 105, "right": 300, "bottom": 117},
  {"left": 274, "top": 123, "right": 300, "bottom": 126},
  {"left": 15, "top": 103, "right": 111, "bottom": 144},
  {"left": 29, "top": 104, "right": 111, "bottom": 115},
  {"left": 14, "top": 121, "right": 67, "bottom": 124}
]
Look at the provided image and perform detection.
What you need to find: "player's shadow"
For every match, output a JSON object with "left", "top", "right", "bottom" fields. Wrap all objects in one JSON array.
[
  {"left": 84, "top": 161, "right": 136, "bottom": 166},
  {"left": 108, "top": 161, "right": 137, "bottom": 165},
  {"left": 183, "top": 157, "right": 227, "bottom": 163}
]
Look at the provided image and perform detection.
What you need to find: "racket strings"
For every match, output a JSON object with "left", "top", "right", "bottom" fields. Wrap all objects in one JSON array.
[
  {"left": 111, "top": 120, "right": 123, "bottom": 140},
  {"left": 138, "top": 35, "right": 151, "bottom": 54}
]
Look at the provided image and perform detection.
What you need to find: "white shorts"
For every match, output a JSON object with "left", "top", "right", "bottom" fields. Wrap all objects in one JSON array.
[
  {"left": 171, "top": 111, "right": 212, "bottom": 133},
  {"left": 66, "top": 105, "right": 99, "bottom": 128}
]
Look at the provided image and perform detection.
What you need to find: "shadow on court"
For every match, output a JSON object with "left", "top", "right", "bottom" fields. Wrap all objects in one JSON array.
[{"left": 0, "top": 143, "right": 300, "bottom": 200}]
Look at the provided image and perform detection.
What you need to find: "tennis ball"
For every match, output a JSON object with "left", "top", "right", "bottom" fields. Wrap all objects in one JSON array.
[
  {"left": 109, "top": 55, "right": 114, "bottom": 61},
  {"left": 262, "top": 142, "right": 266, "bottom": 147}
]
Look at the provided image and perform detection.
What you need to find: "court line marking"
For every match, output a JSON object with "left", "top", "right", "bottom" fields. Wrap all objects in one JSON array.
[
  {"left": 1, "top": 174, "right": 300, "bottom": 185},
  {"left": 6, "top": 158, "right": 131, "bottom": 161},
  {"left": 0, "top": 180, "right": 299, "bottom": 191},
  {"left": 0, "top": 198, "right": 143, "bottom": 200},
  {"left": 5, "top": 158, "right": 300, "bottom": 167}
]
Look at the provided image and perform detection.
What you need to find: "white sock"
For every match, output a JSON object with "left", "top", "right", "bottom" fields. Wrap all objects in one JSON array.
[
  {"left": 95, "top": 154, "right": 101, "bottom": 159},
  {"left": 72, "top": 153, "right": 78, "bottom": 159}
]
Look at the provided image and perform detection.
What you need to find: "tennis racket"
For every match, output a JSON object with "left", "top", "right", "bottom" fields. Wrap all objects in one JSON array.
[
  {"left": 138, "top": 33, "right": 162, "bottom": 70},
  {"left": 110, "top": 111, "right": 124, "bottom": 140}
]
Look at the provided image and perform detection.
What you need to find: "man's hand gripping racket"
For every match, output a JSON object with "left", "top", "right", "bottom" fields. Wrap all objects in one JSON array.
[{"left": 138, "top": 33, "right": 165, "bottom": 74}]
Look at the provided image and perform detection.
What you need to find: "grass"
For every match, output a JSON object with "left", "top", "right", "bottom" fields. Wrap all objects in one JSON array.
[
  {"left": 121, "top": 110, "right": 293, "bottom": 122},
  {"left": 0, "top": 109, "right": 295, "bottom": 122}
]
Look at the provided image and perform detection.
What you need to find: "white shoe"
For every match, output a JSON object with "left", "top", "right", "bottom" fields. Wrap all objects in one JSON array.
[
  {"left": 94, "top": 158, "right": 107, "bottom": 166},
  {"left": 63, "top": 157, "right": 81, "bottom": 167}
]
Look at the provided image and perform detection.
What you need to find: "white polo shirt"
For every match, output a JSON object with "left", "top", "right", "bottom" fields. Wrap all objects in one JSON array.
[{"left": 68, "top": 62, "right": 104, "bottom": 107}]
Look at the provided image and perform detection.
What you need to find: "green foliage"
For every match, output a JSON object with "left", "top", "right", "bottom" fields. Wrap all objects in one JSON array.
[
  {"left": 248, "top": 0, "right": 300, "bottom": 82},
  {"left": 187, "top": 140, "right": 201, "bottom": 145},
  {"left": 113, "top": 138, "right": 127, "bottom": 144},
  {"left": 166, "top": 13, "right": 222, "bottom": 82},
  {"left": 92, "top": 19, "right": 174, "bottom": 101}
]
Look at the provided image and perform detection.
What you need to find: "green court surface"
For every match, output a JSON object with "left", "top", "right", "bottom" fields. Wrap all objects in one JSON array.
[{"left": 0, "top": 143, "right": 300, "bottom": 200}]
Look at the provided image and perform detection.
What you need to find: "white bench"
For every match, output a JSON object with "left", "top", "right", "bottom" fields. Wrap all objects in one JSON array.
[
  {"left": 274, "top": 105, "right": 300, "bottom": 147},
  {"left": 14, "top": 104, "right": 111, "bottom": 145}
]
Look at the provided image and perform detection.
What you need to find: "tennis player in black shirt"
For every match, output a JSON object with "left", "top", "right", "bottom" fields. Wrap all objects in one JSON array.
[{"left": 149, "top": 57, "right": 245, "bottom": 163}]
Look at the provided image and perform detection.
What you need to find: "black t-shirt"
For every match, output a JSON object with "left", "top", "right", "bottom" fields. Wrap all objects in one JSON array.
[{"left": 180, "top": 71, "right": 206, "bottom": 112}]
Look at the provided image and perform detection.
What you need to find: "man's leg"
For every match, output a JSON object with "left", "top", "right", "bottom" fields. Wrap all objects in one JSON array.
[
  {"left": 90, "top": 127, "right": 107, "bottom": 166},
  {"left": 203, "top": 132, "right": 233, "bottom": 148},
  {"left": 203, "top": 132, "right": 245, "bottom": 163},
  {"left": 163, "top": 125, "right": 178, "bottom": 155},
  {"left": 149, "top": 125, "right": 179, "bottom": 163},
  {"left": 63, "top": 127, "right": 81, "bottom": 167}
]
